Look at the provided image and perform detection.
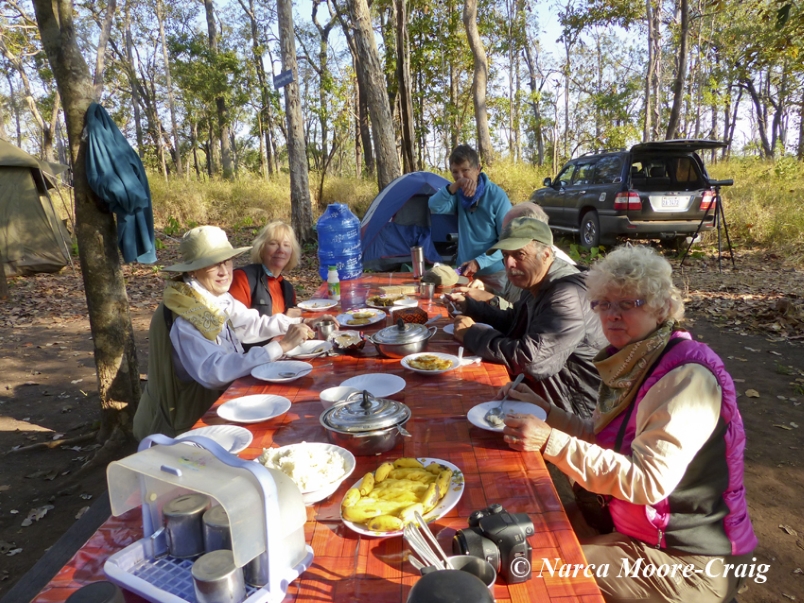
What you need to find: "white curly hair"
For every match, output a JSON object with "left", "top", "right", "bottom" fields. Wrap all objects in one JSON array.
[{"left": 586, "top": 245, "right": 684, "bottom": 321}]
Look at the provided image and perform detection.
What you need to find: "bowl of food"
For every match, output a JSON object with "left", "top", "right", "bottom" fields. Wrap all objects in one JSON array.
[
  {"left": 257, "top": 442, "right": 356, "bottom": 505},
  {"left": 320, "top": 385, "right": 361, "bottom": 409},
  {"left": 329, "top": 330, "right": 367, "bottom": 354}
]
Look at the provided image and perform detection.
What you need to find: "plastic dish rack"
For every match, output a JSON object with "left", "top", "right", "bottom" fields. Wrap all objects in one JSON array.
[{"left": 103, "top": 434, "right": 314, "bottom": 603}]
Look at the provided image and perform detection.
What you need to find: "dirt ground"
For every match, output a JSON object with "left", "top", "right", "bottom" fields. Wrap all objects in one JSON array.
[{"left": 1, "top": 242, "right": 802, "bottom": 602}]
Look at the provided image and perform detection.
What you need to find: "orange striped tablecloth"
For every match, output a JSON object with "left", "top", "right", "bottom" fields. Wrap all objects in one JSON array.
[{"left": 33, "top": 273, "right": 602, "bottom": 603}]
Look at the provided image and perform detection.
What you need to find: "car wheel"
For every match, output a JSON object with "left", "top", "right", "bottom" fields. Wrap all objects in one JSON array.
[{"left": 580, "top": 211, "right": 600, "bottom": 249}]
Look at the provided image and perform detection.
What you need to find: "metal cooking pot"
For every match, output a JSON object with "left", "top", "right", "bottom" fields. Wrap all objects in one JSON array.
[
  {"left": 320, "top": 390, "right": 411, "bottom": 456},
  {"left": 369, "top": 319, "right": 437, "bottom": 359}
]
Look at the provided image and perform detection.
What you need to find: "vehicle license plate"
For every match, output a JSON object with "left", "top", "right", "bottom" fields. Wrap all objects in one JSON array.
[{"left": 660, "top": 196, "right": 680, "bottom": 208}]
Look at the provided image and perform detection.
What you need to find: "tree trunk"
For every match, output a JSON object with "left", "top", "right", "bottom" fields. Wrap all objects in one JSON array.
[
  {"left": 463, "top": 0, "right": 493, "bottom": 165},
  {"left": 345, "top": 0, "right": 401, "bottom": 191},
  {"left": 123, "top": 5, "right": 144, "bottom": 153},
  {"left": 32, "top": 0, "right": 140, "bottom": 439},
  {"left": 798, "top": 87, "right": 804, "bottom": 160},
  {"left": 523, "top": 40, "right": 545, "bottom": 165},
  {"left": 331, "top": 0, "right": 374, "bottom": 176},
  {"left": 644, "top": 0, "right": 662, "bottom": 141},
  {"left": 204, "top": 0, "right": 233, "bottom": 179},
  {"left": 276, "top": 0, "right": 314, "bottom": 242},
  {"left": 5, "top": 73, "right": 23, "bottom": 147},
  {"left": 92, "top": 0, "right": 117, "bottom": 99},
  {"left": 157, "top": 0, "right": 182, "bottom": 175},
  {"left": 395, "top": 0, "right": 415, "bottom": 173},
  {"left": 743, "top": 77, "right": 773, "bottom": 157},
  {"left": 665, "top": 0, "right": 688, "bottom": 139}
]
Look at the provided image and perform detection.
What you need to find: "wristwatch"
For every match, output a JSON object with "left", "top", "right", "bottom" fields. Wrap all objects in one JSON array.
[{"left": 489, "top": 296, "right": 501, "bottom": 309}]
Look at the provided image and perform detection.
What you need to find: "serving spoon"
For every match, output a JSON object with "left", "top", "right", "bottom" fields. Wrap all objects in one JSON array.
[{"left": 484, "top": 373, "right": 525, "bottom": 426}]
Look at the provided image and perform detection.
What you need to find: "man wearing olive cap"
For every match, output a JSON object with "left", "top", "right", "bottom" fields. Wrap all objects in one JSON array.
[{"left": 451, "top": 217, "right": 606, "bottom": 417}]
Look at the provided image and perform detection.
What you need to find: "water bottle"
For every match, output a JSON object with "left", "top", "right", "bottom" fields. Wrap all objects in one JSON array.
[
  {"left": 317, "top": 203, "right": 363, "bottom": 281},
  {"left": 327, "top": 266, "right": 340, "bottom": 300}
]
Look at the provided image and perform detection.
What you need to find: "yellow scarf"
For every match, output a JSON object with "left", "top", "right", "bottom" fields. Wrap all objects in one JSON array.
[
  {"left": 163, "top": 280, "right": 227, "bottom": 341},
  {"left": 592, "top": 320, "right": 679, "bottom": 434}
]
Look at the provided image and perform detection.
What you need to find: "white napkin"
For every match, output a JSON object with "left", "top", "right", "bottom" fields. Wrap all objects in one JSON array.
[{"left": 460, "top": 356, "right": 482, "bottom": 366}]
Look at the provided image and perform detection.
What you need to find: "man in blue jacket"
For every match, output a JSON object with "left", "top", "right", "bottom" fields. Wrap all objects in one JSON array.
[{"left": 428, "top": 145, "right": 511, "bottom": 293}]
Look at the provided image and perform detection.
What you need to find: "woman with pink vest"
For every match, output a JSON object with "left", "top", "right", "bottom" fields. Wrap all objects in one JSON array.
[{"left": 500, "top": 245, "right": 757, "bottom": 602}]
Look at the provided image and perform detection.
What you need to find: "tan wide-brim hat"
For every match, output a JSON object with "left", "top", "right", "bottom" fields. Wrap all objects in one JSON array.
[{"left": 164, "top": 226, "right": 250, "bottom": 272}]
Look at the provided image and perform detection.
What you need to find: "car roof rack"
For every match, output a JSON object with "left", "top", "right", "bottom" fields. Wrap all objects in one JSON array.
[{"left": 578, "top": 148, "right": 626, "bottom": 158}]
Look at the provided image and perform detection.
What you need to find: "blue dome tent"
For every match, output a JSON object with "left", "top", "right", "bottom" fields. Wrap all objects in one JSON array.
[{"left": 360, "top": 171, "right": 458, "bottom": 271}]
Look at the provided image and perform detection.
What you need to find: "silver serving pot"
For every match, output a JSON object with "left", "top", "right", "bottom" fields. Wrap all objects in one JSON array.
[
  {"left": 320, "top": 390, "right": 412, "bottom": 456},
  {"left": 369, "top": 319, "right": 437, "bottom": 359}
]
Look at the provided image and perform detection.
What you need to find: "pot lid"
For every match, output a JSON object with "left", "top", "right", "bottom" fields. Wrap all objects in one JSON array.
[
  {"left": 323, "top": 390, "right": 411, "bottom": 432},
  {"left": 372, "top": 319, "right": 430, "bottom": 345}
]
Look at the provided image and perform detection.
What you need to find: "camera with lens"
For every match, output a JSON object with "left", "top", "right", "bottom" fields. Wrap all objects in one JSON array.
[{"left": 452, "top": 503, "right": 534, "bottom": 584}]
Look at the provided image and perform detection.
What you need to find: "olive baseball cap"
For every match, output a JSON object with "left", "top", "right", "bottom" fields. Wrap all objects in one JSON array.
[{"left": 486, "top": 216, "right": 553, "bottom": 254}]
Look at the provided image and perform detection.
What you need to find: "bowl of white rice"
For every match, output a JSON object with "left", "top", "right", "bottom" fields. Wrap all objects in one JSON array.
[{"left": 257, "top": 442, "right": 356, "bottom": 505}]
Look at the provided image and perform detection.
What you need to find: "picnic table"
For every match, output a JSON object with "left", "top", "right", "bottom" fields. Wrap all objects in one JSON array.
[{"left": 32, "top": 273, "right": 602, "bottom": 603}]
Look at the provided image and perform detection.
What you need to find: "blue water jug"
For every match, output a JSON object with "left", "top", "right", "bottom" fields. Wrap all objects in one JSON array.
[{"left": 317, "top": 203, "right": 363, "bottom": 281}]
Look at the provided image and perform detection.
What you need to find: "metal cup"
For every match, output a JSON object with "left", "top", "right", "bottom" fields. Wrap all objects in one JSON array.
[
  {"left": 315, "top": 319, "right": 337, "bottom": 340},
  {"left": 419, "top": 282, "right": 435, "bottom": 300},
  {"left": 244, "top": 550, "right": 269, "bottom": 587},
  {"left": 192, "top": 550, "right": 246, "bottom": 603},
  {"left": 444, "top": 555, "right": 497, "bottom": 590},
  {"left": 411, "top": 246, "right": 425, "bottom": 279},
  {"left": 163, "top": 493, "right": 210, "bottom": 559},
  {"left": 203, "top": 506, "right": 232, "bottom": 553}
]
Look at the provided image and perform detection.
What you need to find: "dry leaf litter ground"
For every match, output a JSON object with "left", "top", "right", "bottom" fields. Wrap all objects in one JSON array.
[{"left": 0, "top": 232, "right": 802, "bottom": 602}]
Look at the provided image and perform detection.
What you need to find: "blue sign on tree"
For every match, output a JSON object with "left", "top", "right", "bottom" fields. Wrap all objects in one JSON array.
[{"left": 273, "top": 70, "right": 294, "bottom": 89}]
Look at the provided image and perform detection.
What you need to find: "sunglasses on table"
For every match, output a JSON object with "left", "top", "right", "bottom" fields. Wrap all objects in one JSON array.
[{"left": 590, "top": 299, "right": 646, "bottom": 313}]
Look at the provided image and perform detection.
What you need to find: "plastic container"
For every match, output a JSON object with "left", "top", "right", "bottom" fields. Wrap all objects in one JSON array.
[
  {"left": 103, "top": 434, "right": 313, "bottom": 603},
  {"left": 326, "top": 266, "right": 341, "bottom": 300},
  {"left": 317, "top": 204, "right": 362, "bottom": 281}
]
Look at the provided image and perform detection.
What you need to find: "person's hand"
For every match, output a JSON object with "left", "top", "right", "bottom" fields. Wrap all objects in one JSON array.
[
  {"left": 444, "top": 292, "right": 467, "bottom": 316},
  {"left": 460, "top": 259, "right": 480, "bottom": 278},
  {"left": 279, "top": 322, "right": 315, "bottom": 352},
  {"left": 453, "top": 315, "right": 475, "bottom": 343},
  {"left": 451, "top": 286, "right": 493, "bottom": 302},
  {"left": 467, "top": 279, "right": 486, "bottom": 290},
  {"left": 503, "top": 413, "right": 552, "bottom": 452},
  {"left": 286, "top": 307, "right": 303, "bottom": 318},
  {"left": 455, "top": 176, "right": 478, "bottom": 198},
  {"left": 496, "top": 380, "right": 550, "bottom": 413}
]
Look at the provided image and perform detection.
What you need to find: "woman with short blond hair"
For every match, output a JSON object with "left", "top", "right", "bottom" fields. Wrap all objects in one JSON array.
[{"left": 230, "top": 220, "right": 302, "bottom": 320}]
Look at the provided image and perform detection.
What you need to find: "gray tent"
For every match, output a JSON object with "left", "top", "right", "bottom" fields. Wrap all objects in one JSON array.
[{"left": 0, "top": 139, "right": 72, "bottom": 277}]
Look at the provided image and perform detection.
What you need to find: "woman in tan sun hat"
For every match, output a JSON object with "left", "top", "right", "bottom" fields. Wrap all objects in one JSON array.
[{"left": 133, "top": 225, "right": 335, "bottom": 439}]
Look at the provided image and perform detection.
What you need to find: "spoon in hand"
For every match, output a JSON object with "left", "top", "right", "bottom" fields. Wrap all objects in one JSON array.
[{"left": 484, "top": 373, "right": 525, "bottom": 427}]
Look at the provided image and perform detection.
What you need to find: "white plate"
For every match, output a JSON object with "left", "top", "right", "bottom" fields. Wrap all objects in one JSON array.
[
  {"left": 176, "top": 425, "right": 253, "bottom": 454},
  {"left": 366, "top": 296, "right": 405, "bottom": 309},
  {"left": 466, "top": 401, "right": 548, "bottom": 432},
  {"left": 442, "top": 322, "right": 492, "bottom": 336},
  {"left": 339, "top": 373, "right": 406, "bottom": 398},
  {"left": 341, "top": 457, "right": 464, "bottom": 537},
  {"left": 257, "top": 442, "right": 357, "bottom": 505},
  {"left": 298, "top": 299, "right": 338, "bottom": 311},
  {"left": 251, "top": 361, "right": 313, "bottom": 383},
  {"left": 216, "top": 394, "right": 292, "bottom": 424},
  {"left": 285, "top": 340, "right": 332, "bottom": 359},
  {"left": 336, "top": 308, "right": 386, "bottom": 327},
  {"left": 400, "top": 352, "right": 461, "bottom": 375},
  {"left": 393, "top": 297, "right": 418, "bottom": 308}
]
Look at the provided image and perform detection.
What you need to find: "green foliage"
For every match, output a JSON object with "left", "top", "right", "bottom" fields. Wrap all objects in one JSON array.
[
  {"left": 164, "top": 216, "right": 181, "bottom": 236},
  {"left": 775, "top": 362, "right": 795, "bottom": 375},
  {"left": 708, "top": 157, "right": 804, "bottom": 263}
]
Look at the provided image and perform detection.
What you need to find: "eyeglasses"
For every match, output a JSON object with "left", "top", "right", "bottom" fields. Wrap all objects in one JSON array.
[{"left": 590, "top": 299, "right": 646, "bottom": 313}]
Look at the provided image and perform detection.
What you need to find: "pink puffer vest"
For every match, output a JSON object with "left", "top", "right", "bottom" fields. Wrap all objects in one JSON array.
[{"left": 597, "top": 333, "right": 757, "bottom": 555}]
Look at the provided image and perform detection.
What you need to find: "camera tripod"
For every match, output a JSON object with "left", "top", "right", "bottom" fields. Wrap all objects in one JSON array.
[{"left": 680, "top": 179, "right": 735, "bottom": 272}]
